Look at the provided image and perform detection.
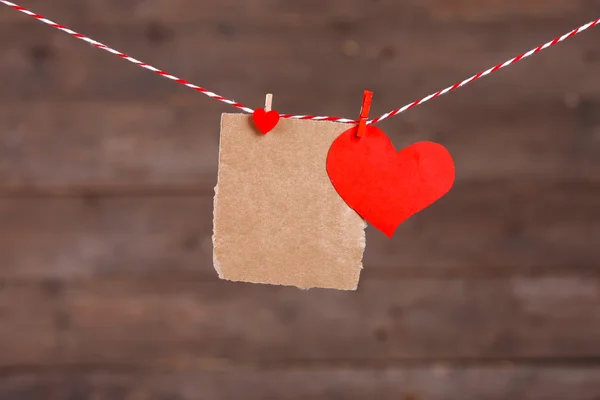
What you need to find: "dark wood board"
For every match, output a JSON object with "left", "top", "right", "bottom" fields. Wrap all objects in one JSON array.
[
  {"left": 1, "top": 17, "right": 599, "bottom": 106},
  {"left": 1, "top": 277, "right": 600, "bottom": 366},
  {"left": 0, "top": 99, "right": 598, "bottom": 192},
  {"left": 0, "top": 183, "right": 598, "bottom": 280},
  {"left": 2, "top": 366, "right": 600, "bottom": 400},
  {"left": 0, "top": 0, "right": 591, "bottom": 23}
]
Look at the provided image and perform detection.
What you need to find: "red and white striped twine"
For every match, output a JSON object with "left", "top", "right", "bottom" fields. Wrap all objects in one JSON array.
[{"left": 2, "top": 0, "right": 598, "bottom": 124}]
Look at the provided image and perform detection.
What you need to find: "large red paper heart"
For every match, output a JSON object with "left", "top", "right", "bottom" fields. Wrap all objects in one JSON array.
[
  {"left": 252, "top": 108, "right": 280, "bottom": 134},
  {"left": 326, "top": 125, "right": 455, "bottom": 238}
]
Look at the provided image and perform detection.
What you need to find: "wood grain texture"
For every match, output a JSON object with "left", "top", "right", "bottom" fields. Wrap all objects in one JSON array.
[
  {"left": 0, "top": 283, "right": 60, "bottom": 366},
  {"left": 2, "top": 367, "right": 600, "bottom": 400},
  {"left": 1, "top": 98, "right": 599, "bottom": 191},
  {"left": 0, "top": 277, "right": 599, "bottom": 367},
  {"left": 0, "top": 102, "right": 221, "bottom": 190},
  {"left": 0, "top": 183, "right": 597, "bottom": 280},
  {"left": 1, "top": 0, "right": 599, "bottom": 394},
  {"left": 0, "top": 0, "right": 590, "bottom": 23},
  {"left": 1, "top": 17, "right": 599, "bottom": 104}
]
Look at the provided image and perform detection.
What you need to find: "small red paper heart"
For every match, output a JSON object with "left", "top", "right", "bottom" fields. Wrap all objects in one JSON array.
[
  {"left": 326, "top": 125, "right": 455, "bottom": 238},
  {"left": 252, "top": 108, "right": 280, "bottom": 134}
]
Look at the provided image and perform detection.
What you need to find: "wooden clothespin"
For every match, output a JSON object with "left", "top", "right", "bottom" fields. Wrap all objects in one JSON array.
[
  {"left": 265, "top": 93, "right": 273, "bottom": 112},
  {"left": 356, "top": 90, "right": 373, "bottom": 137}
]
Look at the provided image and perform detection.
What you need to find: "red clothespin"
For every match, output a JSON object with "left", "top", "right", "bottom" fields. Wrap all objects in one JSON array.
[{"left": 356, "top": 90, "right": 373, "bottom": 137}]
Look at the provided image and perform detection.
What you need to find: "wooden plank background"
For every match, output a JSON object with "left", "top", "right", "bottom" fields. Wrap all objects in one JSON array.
[{"left": 0, "top": 0, "right": 599, "bottom": 399}]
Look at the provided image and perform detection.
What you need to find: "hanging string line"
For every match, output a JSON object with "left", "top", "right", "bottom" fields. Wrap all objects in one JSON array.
[
  {"left": 369, "top": 17, "right": 600, "bottom": 124},
  {"left": 2, "top": 0, "right": 598, "bottom": 124}
]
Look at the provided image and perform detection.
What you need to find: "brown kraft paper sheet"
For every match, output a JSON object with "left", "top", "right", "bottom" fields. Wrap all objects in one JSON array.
[{"left": 213, "top": 113, "right": 366, "bottom": 290}]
